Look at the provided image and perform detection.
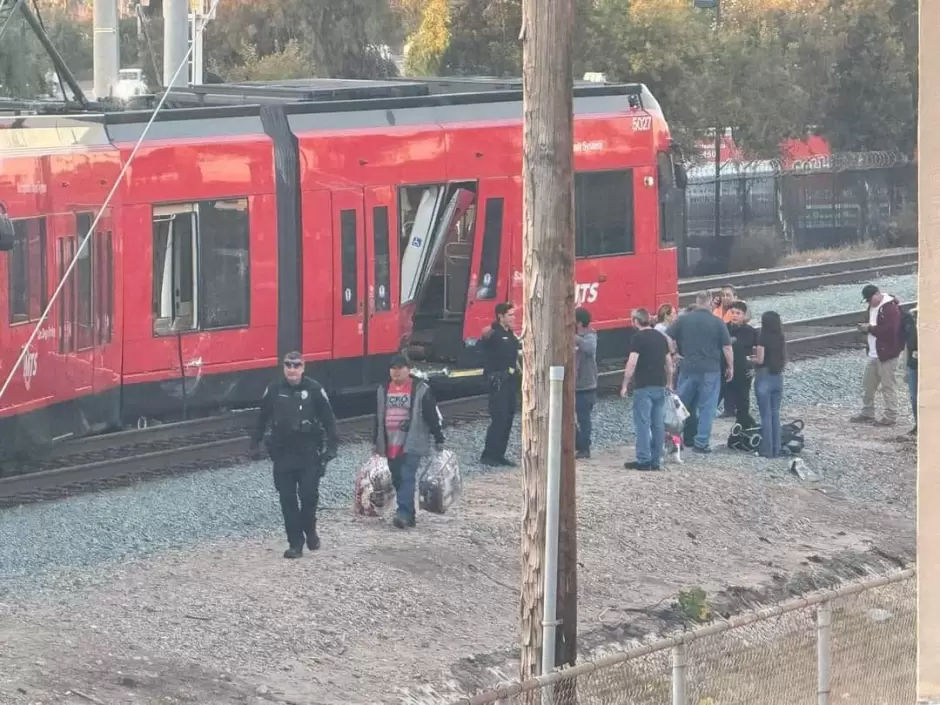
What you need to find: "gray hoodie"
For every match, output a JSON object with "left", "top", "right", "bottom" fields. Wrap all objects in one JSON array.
[{"left": 575, "top": 329, "right": 598, "bottom": 391}]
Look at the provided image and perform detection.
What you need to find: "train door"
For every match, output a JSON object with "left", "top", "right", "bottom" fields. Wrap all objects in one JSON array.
[
  {"left": 364, "top": 186, "right": 400, "bottom": 358},
  {"left": 57, "top": 213, "right": 94, "bottom": 399},
  {"left": 464, "top": 177, "right": 516, "bottom": 343},
  {"left": 91, "top": 211, "right": 118, "bottom": 428},
  {"left": 331, "top": 189, "right": 367, "bottom": 383}
]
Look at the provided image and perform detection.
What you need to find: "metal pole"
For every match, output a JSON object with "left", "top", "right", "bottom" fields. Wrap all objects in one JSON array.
[
  {"left": 541, "top": 364, "right": 565, "bottom": 689},
  {"left": 817, "top": 601, "right": 832, "bottom": 705},
  {"left": 672, "top": 643, "right": 688, "bottom": 705},
  {"left": 190, "top": 12, "right": 204, "bottom": 84},
  {"left": 163, "top": 0, "right": 189, "bottom": 88},
  {"left": 93, "top": 0, "right": 119, "bottom": 99}
]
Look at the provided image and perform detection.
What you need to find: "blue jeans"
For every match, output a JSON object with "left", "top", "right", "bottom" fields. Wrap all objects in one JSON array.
[
  {"left": 633, "top": 386, "right": 666, "bottom": 466},
  {"left": 676, "top": 370, "right": 722, "bottom": 450},
  {"left": 388, "top": 452, "right": 421, "bottom": 520},
  {"left": 575, "top": 390, "right": 596, "bottom": 452},
  {"left": 755, "top": 371, "right": 783, "bottom": 457},
  {"left": 908, "top": 366, "right": 917, "bottom": 423}
]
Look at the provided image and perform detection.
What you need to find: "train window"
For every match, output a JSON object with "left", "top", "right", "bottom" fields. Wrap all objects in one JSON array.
[
  {"left": 58, "top": 237, "right": 77, "bottom": 354},
  {"left": 199, "top": 199, "right": 250, "bottom": 329},
  {"left": 476, "top": 197, "right": 504, "bottom": 300},
  {"left": 575, "top": 170, "right": 635, "bottom": 258},
  {"left": 152, "top": 204, "right": 198, "bottom": 335},
  {"left": 340, "top": 209, "right": 358, "bottom": 316},
  {"left": 76, "top": 213, "right": 95, "bottom": 351},
  {"left": 96, "top": 231, "right": 113, "bottom": 344},
  {"left": 658, "top": 152, "right": 677, "bottom": 246},
  {"left": 372, "top": 206, "right": 391, "bottom": 312},
  {"left": 8, "top": 217, "right": 47, "bottom": 325}
]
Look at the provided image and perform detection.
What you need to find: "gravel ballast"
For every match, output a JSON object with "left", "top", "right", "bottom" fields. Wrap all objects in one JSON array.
[
  {"left": 0, "top": 349, "right": 914, "bottom": 594},
  {"left": 745, "top": 272, "right": 917, "bottom": 320},
  {"left": 0, "top": 346, "right": 917, "bottom": 704}
]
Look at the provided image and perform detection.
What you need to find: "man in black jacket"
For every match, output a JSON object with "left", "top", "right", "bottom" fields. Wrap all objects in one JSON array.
[
  {"left": 479, "top": 302, "right": 520, "bottom": 467},
  {"left": 250, "top": 351, "right": 339, "bottom": 559}
]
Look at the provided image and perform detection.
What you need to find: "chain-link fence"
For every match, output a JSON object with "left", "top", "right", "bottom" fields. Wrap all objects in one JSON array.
[
  {"left": 450, "top": 569, "right": 914, "bottom": 705},
  {"left": 678, "top": 152, "right": 916, "bottom": 276}
]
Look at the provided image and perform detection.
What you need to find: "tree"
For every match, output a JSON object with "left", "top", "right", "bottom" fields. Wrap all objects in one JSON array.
[
  {"left": 224, "top": 40, "right": 317, "bottom": 82},
  {"left": 403, "top": 0, "right": 450, "bottom": 75},
  {"left": 205, "top": 0, "right": 397, "bottom": 80},
  {"left": 816, "top": 0, "right": 916, "bottom": 153},
  {"left": 518, "top": 0, "right": 577, "bottom": 690}
]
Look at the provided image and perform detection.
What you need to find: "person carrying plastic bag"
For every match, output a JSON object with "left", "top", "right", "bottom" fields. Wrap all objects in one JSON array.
[{"left": 372, "top": 355, "right": 445, "bottom": 529}]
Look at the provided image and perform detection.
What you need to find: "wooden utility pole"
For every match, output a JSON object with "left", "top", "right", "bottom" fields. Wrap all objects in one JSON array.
[{"left": 518, "top": 0, "right": 577, "bottom": 686}]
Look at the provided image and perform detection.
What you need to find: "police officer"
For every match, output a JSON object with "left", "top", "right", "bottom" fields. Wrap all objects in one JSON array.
[
  {"left": 250, "top": 351, "right": 338, "bottom": 559},
  {"left": 479, "top": 302, "right": 520, "bottom": 467}
]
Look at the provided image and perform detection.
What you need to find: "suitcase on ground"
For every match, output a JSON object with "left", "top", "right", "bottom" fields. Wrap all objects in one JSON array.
[{"left": 418, "top": 449, "right": 462, "bottom": 515}]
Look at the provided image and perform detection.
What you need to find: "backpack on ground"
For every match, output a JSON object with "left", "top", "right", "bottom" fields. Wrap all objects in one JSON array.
[{"left": 781, "top": 419, "right": 805, "bottom": 456}]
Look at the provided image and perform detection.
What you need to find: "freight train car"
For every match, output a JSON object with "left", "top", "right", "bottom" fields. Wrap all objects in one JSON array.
[{"left": 0, "top": 78, "right": 683, "bottom": 458}]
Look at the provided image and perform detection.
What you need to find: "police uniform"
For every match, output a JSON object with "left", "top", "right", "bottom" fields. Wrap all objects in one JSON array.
[
  {"left": 480, "top": 321, "right": 520, "bottom": 466},
  {"left": 251, "top": 373, "right": 338, "bottom": 558}
]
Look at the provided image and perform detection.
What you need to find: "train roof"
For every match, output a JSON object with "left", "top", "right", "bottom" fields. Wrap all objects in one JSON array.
[
  {"left": 0, "top": 77, "right": 668, "bottom": 150},
  {"left": 0, "top": 77, "right": 662, "bottom": 124}
]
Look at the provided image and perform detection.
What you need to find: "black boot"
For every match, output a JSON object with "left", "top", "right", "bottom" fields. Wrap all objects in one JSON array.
[
  {"left": 306, "top": 525, "right": 321, "bottom": 551},
  {"left": 283, "top": 545, "right": 303, "bottom": 559}
]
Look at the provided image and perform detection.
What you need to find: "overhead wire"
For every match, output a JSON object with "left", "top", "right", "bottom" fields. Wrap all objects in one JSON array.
[{"left": 0, "top": 0, "right": 223, "bottom": 402}]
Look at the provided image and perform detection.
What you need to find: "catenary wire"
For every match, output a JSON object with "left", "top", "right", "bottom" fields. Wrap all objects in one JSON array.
[{"left": 0, "top": 0, "right": 223, "bottom": 402}]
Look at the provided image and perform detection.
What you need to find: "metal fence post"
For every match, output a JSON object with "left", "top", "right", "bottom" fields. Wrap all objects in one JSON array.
[
  {"left": 672, "top": 643, "right": 687, "bottom": 705},
  {"left": 540, "top": 365, "right": 565, "bottom": 705},
  {"left": 817, "top": 601, "right": 832, "bottom": 705}
]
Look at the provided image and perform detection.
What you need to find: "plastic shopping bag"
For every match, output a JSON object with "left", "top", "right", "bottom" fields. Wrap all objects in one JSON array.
[
  {"left": 663, "top": 389, "right": 690, "bottom": 434},
  {"left": 353, "top": 454, "right": 396, "bottom": 517},
  {"left": 418, "top": 449, "right": 462, "bottom": 515}
]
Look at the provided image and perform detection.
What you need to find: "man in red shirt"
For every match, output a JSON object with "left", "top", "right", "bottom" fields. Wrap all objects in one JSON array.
[{"left": 373, "top": 355, "right": 445, "bottom": 529}]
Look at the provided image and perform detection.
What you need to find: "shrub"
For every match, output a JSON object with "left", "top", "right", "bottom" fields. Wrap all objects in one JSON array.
[{"left": 726, "top": 226, "right": 783, "bottom": 272}]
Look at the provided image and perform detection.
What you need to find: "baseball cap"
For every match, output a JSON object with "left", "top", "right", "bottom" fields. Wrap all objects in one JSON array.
[
  {"left": 861, "top": 284, "right": 879, "bottom": 303},
  {"left": 389, "top": 354, "right": 410, "bottom": 368}
]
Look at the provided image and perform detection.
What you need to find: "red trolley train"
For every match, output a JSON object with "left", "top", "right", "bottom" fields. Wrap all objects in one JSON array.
[{"left": 0, "top": 78, "right": 683, "bottom": 457}]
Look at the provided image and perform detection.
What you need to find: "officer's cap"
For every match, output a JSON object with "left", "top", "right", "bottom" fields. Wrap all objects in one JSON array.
[
  {"left": 283, "top": 351, "right": 304, "bottom": 364},
  {"left": 389, "top": 354, "right": 410, "bottom": 369}
]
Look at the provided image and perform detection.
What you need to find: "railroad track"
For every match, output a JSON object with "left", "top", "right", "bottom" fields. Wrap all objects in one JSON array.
[
  {"left": 0, "top": 304, "right": 914, "bottom": 509},
  {"left": 678, "top": 249, "right": 917, "bottom": 307}
]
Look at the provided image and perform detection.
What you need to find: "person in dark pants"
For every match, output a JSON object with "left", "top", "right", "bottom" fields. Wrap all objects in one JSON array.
[
  {"left": 479, "top": 302, "right": 521, "bottom": 467},
  {"left": 373, "top": 355, "right": 445, "bottom": 529},
  {"left": 725, "top": 301, "right": 758, "bottom": 428},
  {"left": 904, "top": 308, "right": 918, "bottom": 436},
  {"left": 250, "top": 351, "right": 339, "bottom": 559},
  {"left": 574, "top": 307, "right": 598, "bottom": 459}
]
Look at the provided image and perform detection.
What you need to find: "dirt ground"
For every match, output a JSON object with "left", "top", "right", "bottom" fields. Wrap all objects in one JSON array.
[{"left": 0, "top": 406, "right": 915, "bottom": 705}]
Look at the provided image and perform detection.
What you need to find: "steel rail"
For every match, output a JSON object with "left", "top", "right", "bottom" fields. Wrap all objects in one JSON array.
[
  {"left": 678, "top": 248, "right": 917, "bottom": 293},
  {"left": 0, "top": 304, "right": 912, "bottom": 508}
]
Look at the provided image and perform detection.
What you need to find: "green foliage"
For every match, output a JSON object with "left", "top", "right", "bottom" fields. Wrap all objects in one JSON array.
[
  {"left": 205, "top": 0, "right": 397, "bottom": 81},
  {"left": 403, "top": 0, "right": 450, "bottom": 75},
  {"left": 676, "top": 587, "right": 711, "bottom": 623},
  {"left": 224, "top": 40, "right": 316, "bottom": 83},
  {"left": 0, "top": 20, "right": 50, "bottom": 98},
  {"left": 727, "top": 227, "right": 783, "bottom": 272}
]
